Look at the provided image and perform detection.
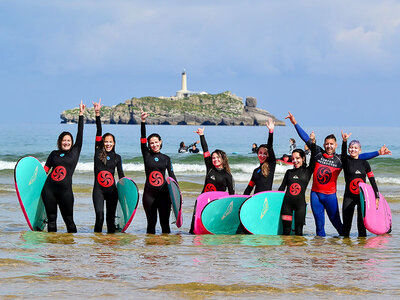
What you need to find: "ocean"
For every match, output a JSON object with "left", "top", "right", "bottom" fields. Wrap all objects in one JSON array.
[{"left": 0, "top": 123, "right": 399, "bottom": 298}]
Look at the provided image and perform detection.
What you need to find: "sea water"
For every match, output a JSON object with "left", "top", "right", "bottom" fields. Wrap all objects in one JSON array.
[{"left": 0, "top": 123, "right": 399, "bottom": 298}]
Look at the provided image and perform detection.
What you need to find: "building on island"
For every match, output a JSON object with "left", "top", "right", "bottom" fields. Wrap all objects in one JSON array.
[{"left": 175, "top": 69, "right": 208, "bottom": 99}]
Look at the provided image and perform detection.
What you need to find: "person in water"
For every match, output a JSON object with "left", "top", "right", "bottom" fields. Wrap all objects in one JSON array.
[
  {"left": 251, "top": 143, "right": 258, "bottom": 153},
  {"left": 244, "top": 119, "right": 276, "bottom": 195},
  {"left": 341, "top": 131, "right": 382, "bottom": 237},
  {"left": 41, "top": 100, "right": 86, "bottom": 232},
  {"left": 285, "top": 111, "right": 390, "bottom": 237},
  {"left": 140, "top": 111, "right": 177, "bottom": 234},
  {"left": 189, "top": 126, "right": 235, "bottom": 233},
  {"left": 289, "top": 138, "right": 296, "bottom": 154},
  {"left": 178, "top": 141, "right": 199, "bottom": 153},
  {"left": 279, "top": 145, "right": 316, "bottom": 235},
  {"left": 92, "top": 99, "right": 124, "bottom": 233},
  {"left": 189, "top": 144, "right": 199, "bottom": 153}
]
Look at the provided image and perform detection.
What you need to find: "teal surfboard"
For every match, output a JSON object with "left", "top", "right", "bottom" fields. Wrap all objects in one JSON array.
[
  {"left": 116, "top": 177, "right": 139, "bottom": 232},
  {"left": 167, "top": 177, "right": 183, "bottom": 228},
  {"left": 239, "top": 191, "right": 285, "bottom": 235},
  {"left": 14, "top": 156, "right": 47, "bottom": 231},
  {"left": 201, "top": 195, "right": 249, "bottom": 234}
]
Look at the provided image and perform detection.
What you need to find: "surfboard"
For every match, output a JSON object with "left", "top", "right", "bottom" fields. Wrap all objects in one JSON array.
[
  {"left": 193, "top": 191, "right": 229, "bottom": 234},
  {"left": 167, "top": 177, "right": 183, "bottom": 228},
  {"left": 359, "top": 182, "right": 392, "bottom": 235},
  {"left": 14, "top": 156, "right": 47, "bottom": 231},
  {"left": 239, "top": 191, "right": 286, "bottom": 235},
  {"left": 201, "top": 195, "right": 249, "bottom": 234},
  {"left": 115, "top": 177, "right": 139, "bottom": 232},
  {"left": 276, "top": 159, "right": 293, "bottom": 166}
]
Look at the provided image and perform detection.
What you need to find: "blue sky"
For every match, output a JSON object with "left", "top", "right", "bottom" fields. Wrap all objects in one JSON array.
[{"left": 1, "top": 0, "right": 400, "bottom": 126}]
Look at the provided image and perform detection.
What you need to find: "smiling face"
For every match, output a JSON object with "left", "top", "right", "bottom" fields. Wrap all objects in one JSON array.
[
  {"left": 257, "top": 147, "right": 268, "bottom": 164},
  {"left": 324, "top": 138, "right": 337, "bottom": 155},
  {"left": 61, "top": 135, "right": 72, "bottom": 151},
  {"left": 212, "top": 152, "right": 223, "bottom": 169},
  {"left": 292, "top": 151, "right": 304, "bottom": 168},
  {"left": 149, "top": 136, "right": 162, "bottom": 153},
  {"left": 348, "top": 143, "right": 361, "bottom": 158},
  {"left": 103, "top": 135, "right": 115, "bottom": 152}
]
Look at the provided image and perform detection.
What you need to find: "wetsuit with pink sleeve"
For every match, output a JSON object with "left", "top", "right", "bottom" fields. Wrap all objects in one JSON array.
[{"left": 294, "top": 123, "right": 378, "bottom": 236}]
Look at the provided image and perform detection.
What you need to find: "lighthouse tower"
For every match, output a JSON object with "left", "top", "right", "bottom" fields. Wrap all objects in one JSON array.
[{"left": 176, "top": 69, "right": 190, "bottom": 98}]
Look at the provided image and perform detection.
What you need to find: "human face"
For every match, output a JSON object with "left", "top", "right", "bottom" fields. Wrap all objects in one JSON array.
[
  {"left": 103, "top": 136, "right": 115, "bottom": 152},
  {"left": 348, "top": 144, "right": 361, "bottom": 159},
  {"left": 292, "top": 152, "right": 304, "bottom": 168},
  {"left": 61, "top": 135, "right": 72, "bottom": 151},
  {"left": 212, "top": 153, "right": 223, "bottom": 169},
  {"left": 149, "top": 137, "right": 161, "bottom": 153},
  {"left": 257, "top": 147, "right": 268, "bottom": 164},
  {"left": 324, "top": 138, "right": 337, "bottom": 155}
]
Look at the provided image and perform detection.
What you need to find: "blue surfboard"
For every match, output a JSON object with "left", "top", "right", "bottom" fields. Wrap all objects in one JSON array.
[
  {"left": 14, "top": 156, "right": 47, "bottom": 231},
  {"left": 116, "top": 177, "right": 139, "bottom": 232}
]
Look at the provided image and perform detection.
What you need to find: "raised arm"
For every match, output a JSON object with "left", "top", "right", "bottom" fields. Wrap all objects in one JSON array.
[
  {"left": 74, "top": 100, "right": 86, "bottom": 152},
  {"left": 341, "top": 130, "right": 352, "bottom": 168},
  {"left": 140, "top": 111, "right": 149, "bottom": 155},
  {"left": 266, "top": 119, "right": 276, "bottom": 161},
  {"left": 285, "top": 112, "right": 311, "bottom": 145},
  {"left": 359, "top": 144, "right": 392, "bottom": 160},
  {"left": 195, "top": 127, "right": 212, "bottom": 171},
  {"left": 94, "top": 99, "right": 103, "bottom": 149}
]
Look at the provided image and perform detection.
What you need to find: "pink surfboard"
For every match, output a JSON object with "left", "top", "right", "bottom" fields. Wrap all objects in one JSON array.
[
  {"left": 359, "top": 182, "right": 392, "bottom": 235},
  {"left": 193, "top": 191, "right": 228, "bottom": 234}
]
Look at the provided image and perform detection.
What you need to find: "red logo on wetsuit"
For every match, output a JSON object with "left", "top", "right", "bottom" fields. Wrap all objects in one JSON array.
[
  {"left": 289, "top": 183, "right": 301, "bottom": 196},
  {"left": 204, "top": 183, "right": 216, "bottom": 192},
  {"left": 149, "top": 171, "right": 164, "bottom": 187},
  {"left": 350, "top": 178, "right": 364, "bottom": 194},
  {"left": 51, "top": 166, "right": 66, "bottom": 181},
  {"left": 97, "top": 171, "right": 114, "bottom": 187},
  {"left": 316, "top": 166, "right": 332, "bottom": 185}
]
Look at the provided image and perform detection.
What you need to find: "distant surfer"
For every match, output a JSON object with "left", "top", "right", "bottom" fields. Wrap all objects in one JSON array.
[
  {"left": 341, "top": 131, "right": 389, "bottom": 237},
  {"left": 189, "top": 127, "right": 235, "bottom": 233},
  {"left": 178, "top": 141, "right": 199, "bottom": 153},
  {"left": 141, "top": 110, "right": 178, "bottom": 234},
  {"left": 289, "top": 138, "right": 296, "bottom": 154},
  {"left": 41, "top": 100, "right": 85, "bottom": 232},
  {"left": 278, "top": 144, "right": 316, "bottom": 235},
  {"left": 92, "top": 99, "right": 125, "bottom": 233},
  {"left": 251, "top": 143, "right": 258, "bottom": 153},
  {"left": 244, "top": 119, "right": 276, "bottom": 195},
  {"left": 286, "top": 111, "right": 390, "bottom": 237},
  {"left": 189, "top": 144, "right": 199, "bottom": 153}
]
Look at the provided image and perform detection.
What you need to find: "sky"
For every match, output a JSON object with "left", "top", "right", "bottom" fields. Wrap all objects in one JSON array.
[{"left": 1, "top": 0, "right": 400, "bottom": 126}]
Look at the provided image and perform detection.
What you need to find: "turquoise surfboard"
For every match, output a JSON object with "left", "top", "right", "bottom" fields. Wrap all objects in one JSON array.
[
  {"left": 201, "top": 195, "right": 249, "bottom": 234},
  {"left": 14, "top": 156, "right": 47, "bottom": 231},
  {"left": 167, "top": 177, "right": 183, "bottom": 228},
  {"left": 116, "top": 177, "right": 139, "bottom": 232},
  {"left": 239, "top": 191, "right": 285, "bottom": 235}
]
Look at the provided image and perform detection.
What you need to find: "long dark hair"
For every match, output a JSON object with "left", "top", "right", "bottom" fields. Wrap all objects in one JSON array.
[
  {"left": 147, "top": 133, "right": 162, "bottom": 151},
  {"left": 292, "top": 148, "right": 307, "bottom": 167},
  {"left": 212, "top": 149, "right": 231, "bottom": 174},
  {"left": 258, "top": 144, "right": 270, "bottom": 178},
  {"left": 99, "top": 133, "right": 116, "bottom": 165},
  {"left": 57, "top": 131, "right": 73, "bottom": 151}
]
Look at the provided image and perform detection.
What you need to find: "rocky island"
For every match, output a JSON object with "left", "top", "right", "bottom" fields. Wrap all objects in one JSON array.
[{"left": 60, "top": 91, "right": 285, "bottom": 126}]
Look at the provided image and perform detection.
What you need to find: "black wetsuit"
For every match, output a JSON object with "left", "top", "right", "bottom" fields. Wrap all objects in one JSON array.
[
  {"left": 341, "top": 141, "right": 379, "bottom": 237},
  {"left": 278, "top": 142, "right": 316, "bottom": 235},
  {"left": 141, "top": 122, "right": 177, "bottom": 234},
  {"left": 189, "top": 134, "right": 235, "bottom": 233},
  {"left": 93, "top": 116, "right": 124, "bottom": 233},
  {"left": 41, "top": 115, "right": 84, "bottom": 232},
  {"left": 244, "top": 131, "right": 276, "bottom": 195}
]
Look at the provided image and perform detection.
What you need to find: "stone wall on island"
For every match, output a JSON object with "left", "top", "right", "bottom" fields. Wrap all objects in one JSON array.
[{"left": 60, "top": 91, "right": 285, "bottom": 126}]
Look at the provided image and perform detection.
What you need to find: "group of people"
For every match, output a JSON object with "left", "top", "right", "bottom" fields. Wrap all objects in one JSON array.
[{"left": 41, "top": 100, "right": 391, "bottom": 237}]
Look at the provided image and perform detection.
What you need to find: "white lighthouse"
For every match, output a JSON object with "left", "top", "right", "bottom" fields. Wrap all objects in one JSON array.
[{"left": 176, "top": 69, "right": 190, "bottom": 98}]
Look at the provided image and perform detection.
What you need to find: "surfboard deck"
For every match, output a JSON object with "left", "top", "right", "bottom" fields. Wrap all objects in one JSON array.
[
  {"left": 194, "top": 191, "right": 229, "bottom": 234},
  {"left": 359, "top": 182, "right": 392, "bottom": 235},
  {"left": 167, "top": 177, "right": 183, "bottom": 228},
  {"left": 14, "top": 156, "right": 48, "bottom": 231},
  {"left": 239, "top": 191, "right": 286, "bottom": 235},
  {"left": 201, "top": 195, "right": 249, "bottom": 234},
  {"left": 116, "top": 177, "right": 139, "bottom": 232}
]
